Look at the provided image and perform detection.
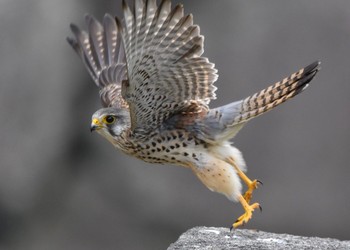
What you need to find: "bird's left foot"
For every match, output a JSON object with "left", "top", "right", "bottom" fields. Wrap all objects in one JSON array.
[{"left": 231, "top": 195, "right": 261, "bottom": 229}]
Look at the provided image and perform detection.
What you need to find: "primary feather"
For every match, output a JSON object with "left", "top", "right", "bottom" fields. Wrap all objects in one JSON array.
[
  {"left": 68, "top": 14, "right": 128, "bottom": 109},
  {"left": 120, "top": 0, "right": 218, "bottom": 131}
]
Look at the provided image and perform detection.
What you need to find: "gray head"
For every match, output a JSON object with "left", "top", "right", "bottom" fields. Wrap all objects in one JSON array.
[{"left": 90, "top": 107, "right": 131, "bottom": 140}]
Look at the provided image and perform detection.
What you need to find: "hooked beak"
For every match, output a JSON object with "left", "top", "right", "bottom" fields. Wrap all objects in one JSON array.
[{"left": 90, "top": 118, "right": 102, "bottom": 132}]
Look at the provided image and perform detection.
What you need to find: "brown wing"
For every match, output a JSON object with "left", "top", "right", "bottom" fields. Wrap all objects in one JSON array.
[
  {"left": 119, "top": 0, "right": 218, "bottom": 131},
  {"left": 68, "top": 14, "right": 128, "bottom": 109}
]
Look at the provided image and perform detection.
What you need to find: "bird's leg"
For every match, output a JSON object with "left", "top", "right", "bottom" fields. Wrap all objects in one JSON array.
[
  {"left": 227, "top": 157, "right": 262, "bottom": 204},
  {"left": 231, "top": 195, "right": 261, "bottom": 229}
]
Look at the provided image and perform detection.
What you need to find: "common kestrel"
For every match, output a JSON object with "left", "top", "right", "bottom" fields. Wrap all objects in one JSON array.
[{"left": 67, "top": 0, "right": 320, "bottom": 228}]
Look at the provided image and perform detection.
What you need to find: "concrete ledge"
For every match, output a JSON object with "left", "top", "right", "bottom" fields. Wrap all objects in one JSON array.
[{"left": 168, "top": 226, "right": 350, "bottom": 250}]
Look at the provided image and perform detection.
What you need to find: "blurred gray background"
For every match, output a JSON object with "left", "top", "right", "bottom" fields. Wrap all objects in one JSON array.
[{"left": 1, "top": 0, "right": 349, "bottom": 249}]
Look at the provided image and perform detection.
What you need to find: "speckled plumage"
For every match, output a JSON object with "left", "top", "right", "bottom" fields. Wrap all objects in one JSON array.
[{"left": 68, "top": 0, "right": 320, "bottom": 228}]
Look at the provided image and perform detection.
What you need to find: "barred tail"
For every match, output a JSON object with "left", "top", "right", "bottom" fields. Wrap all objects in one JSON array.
[{"left": 231, "top": 61, "right": 320, "bottom": 125}]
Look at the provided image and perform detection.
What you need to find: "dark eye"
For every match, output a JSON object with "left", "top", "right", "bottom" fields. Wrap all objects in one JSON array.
[{"left": 104, "top": 115, "right": 116, "bottom": 124}]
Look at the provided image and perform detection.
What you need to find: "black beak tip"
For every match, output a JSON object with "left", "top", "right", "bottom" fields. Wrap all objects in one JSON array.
[{"left": 90, "top": 126, "right": 96, "bottom": 132}]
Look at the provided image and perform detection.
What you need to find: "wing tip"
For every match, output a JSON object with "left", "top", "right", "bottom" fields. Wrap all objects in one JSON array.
[
  {"left": 103, "top": 13, "right": 114, "bottom": 21},
  {"left": 66, "top": 36, "right": 75, "bottom": 46},
  {"left": 122, "top": 0, "right": 127, "bottom": 9},
  {"left": 115, "top": 16, "right": 122, "bottom": 30},
  {"left": 69, "top": 23, "right": 80, "bottom": 36},
  {"left": 84, "top": 13, "right": 93, "bottom": 22},
  {"left": 122, "top": 0, "right": 132, "bottom": 16},
  {"left": 67, "top": 24, "right": 83, "bottom": 55}
]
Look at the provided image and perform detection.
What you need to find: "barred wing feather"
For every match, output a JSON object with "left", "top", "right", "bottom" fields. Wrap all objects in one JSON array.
[
  {"left": 68, "top": 14, "right": 128, "bottom": 108},
  {"left": 120, "top": 0, "right": 218, "bottom": 131}
]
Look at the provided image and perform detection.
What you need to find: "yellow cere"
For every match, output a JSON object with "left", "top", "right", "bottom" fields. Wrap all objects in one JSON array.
[{"left": 92, "top": 118, "right": 100, "bottom": 126}]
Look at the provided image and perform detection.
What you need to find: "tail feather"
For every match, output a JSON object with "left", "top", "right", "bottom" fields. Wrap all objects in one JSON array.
[
  {"left": 201, "top": 61, "right": 320, "bottom": 142},
  {"left": 229, "top": 61, "right": 320, "bottom": 125}
]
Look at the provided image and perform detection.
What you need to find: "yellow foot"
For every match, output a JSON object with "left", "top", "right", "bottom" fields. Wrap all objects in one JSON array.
[
  {"left": 231, "top": 195, "right": 261, "bottom": 229},
  {"left": 243, "top": 179, "right": 263, "bottom": 204},
  {"left": 226, "top": 157, "right": 262, "bottom": 204}
]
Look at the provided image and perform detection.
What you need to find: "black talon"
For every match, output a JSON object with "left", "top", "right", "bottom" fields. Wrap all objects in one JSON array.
[
  {"left": 230, "top": 225, "right": 234, "bottom": 231},
  {"left": 257, "top": 180, "right": 263, "bottom": 186},
  {"left": 259, "top": 205, "right": 263, "bottom": 212}
]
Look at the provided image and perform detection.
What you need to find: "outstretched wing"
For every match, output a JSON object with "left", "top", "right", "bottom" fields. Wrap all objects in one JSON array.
[
  {"left": 68, "top": 14, "right": 128, "bottom": 109},
  {"left": 119, "top": 0, "right": 218, "bottom": 131},
  {"left": 198, "top": 61, "right": 320, "bottom": 141}
]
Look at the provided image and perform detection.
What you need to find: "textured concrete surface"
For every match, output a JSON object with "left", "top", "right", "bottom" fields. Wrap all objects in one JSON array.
[{"left": 168, "top": 227, "right": 350, "bottom": 250}]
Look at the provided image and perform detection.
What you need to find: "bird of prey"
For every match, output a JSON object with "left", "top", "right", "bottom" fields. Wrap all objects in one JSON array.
[{"left": 67, "top": 0, "right": 320, "bottom": 229}]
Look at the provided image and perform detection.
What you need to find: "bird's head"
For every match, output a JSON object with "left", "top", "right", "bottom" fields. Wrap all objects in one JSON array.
[{"left": 90, "top": 108, "right": 130, "bottom": 140}]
